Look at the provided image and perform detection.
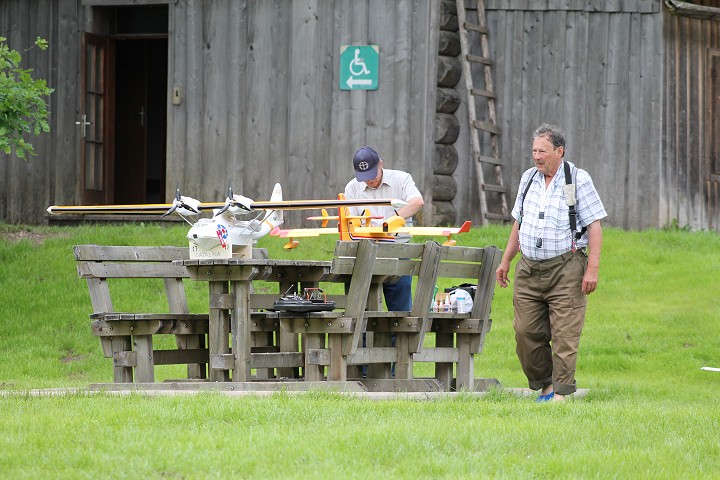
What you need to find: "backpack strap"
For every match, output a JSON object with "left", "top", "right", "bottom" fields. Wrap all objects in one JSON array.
[
  {"left": 563, "top": 161, "right": 587, "bottom": 250},
  {"left": 518, "top": 169, "right": 537, "bottom": 225}
]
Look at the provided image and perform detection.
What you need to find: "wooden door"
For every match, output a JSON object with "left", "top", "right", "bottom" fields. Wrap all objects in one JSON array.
[{"left": 80, "top": 33, "right": 114, "bottom": 205}]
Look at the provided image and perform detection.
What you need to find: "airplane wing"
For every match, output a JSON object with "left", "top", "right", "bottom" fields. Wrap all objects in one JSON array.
[
  {"left": 352, "top": 220, "right": 472, "bottom": 245},
  {"left": 270, "top": 227, "right": 338, "bottom": 239},
  {"left": 47, "top": 198, "right": 408, "bottom": 216}
]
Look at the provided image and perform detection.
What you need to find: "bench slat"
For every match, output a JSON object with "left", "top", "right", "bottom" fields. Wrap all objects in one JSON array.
[{"left": 74, "top": 245, "right": 190, "bottom": 262}]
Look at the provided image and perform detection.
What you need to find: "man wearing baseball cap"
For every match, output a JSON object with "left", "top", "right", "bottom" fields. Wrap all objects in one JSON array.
[{"left": 344, "top": 146, "right": 424, "bottom": 311}]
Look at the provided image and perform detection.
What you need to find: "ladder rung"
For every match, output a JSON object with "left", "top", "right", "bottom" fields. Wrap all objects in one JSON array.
[
  {"left": 472, "top": 120, "right": 500, "bottom": 135},
  {"left": 465, "top": 54, "right": 493, "bottom": 65},
  {"left": 478, "top": 155, "right": 503, "bottom": 166},
  {"left": 470, "top": 88, "right": 495, "bottom": 99},
  {"left": 484, "top": 212, "right": 512, "bottom": 221},
  {"left": 482, "top": 184, "right": 508, "bottom": 193},
  {"left": 463, "top": 22, "right": 488, "bottom": 34}
]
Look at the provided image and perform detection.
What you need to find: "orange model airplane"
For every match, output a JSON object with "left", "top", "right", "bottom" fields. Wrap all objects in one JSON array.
[{"left": 270, "top": 194, "right": 471, "bottom": 249}]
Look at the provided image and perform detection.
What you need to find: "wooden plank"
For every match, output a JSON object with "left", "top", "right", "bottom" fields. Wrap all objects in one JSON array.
[
  {"left": 328, "top": 333, "right": 346, "bottom": 381},
  {"left": 472, "top": 120, "right": 500, "bottom": 135},
  {"left": 346, "top": 347, "right": 397, "bottom": 365},
  {"left": 412, "top": 347, "right": 459, "bottom": 363},
  {"left": 91, "top": 319, "right": 208, "bottom": 336},
  {"left": 455, "top": 334, "right": 474, "bottom": 390},
  {"left": 408, "top": 241, "right": 442, "bottom": 353},
  {"left": 74, "top": 245, "right": 190, "bottom": 262},
  {"left": 303, "top": 334, "right": 325, "bottom": 381},
  {"left": 431, "top": 319, "right": 483, "bottom": 333},
  {"left": 341, "top": 240, "right": 378, "bottom": 356},
  {"left": 208, "top": 280, "right": 230, "bottom": 382},
  {"left": 562, "top": 10, "right": 588, "bottom": 184},
  {"left": 90, "top": 381, "right": 368, "bottom": 393},
  {"left": 470, "top": 246, "right": 501, "bottom": 320},
  {"left": 250, "top": 352, "right": 304, "bottom": 369},
  {"left": 153, "top": 348, "right": 208, "bottom": 365},
  {"left": 77, "top": 262, "right": 189, "bottom": 279},
  {"left": 358, "top": 379, "right": 445, "bottom": 393},
  {"left": 636, "top": 12, "right": 662, "bottom": 230},
  {"left": 485, "top": 0, "right": 658, "bottom": 12},
  {"left": 306, "top": 348, "right": 330, "bottom": 366},
  {"left": 540, "top": 8, "right": 565, "bottom": 121},
  {"left": 333, "top": 240, "right": 427, "bottom": 259}
]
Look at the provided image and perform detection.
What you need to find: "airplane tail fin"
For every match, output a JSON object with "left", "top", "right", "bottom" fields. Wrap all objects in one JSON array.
[{"left": 265, "top": 183, "right": 284, "bottom": 224}]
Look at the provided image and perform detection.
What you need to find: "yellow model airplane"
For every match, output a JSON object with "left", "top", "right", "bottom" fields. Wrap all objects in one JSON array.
[{"left": 270, "top": 194, "right": 472, "bottom": 249}]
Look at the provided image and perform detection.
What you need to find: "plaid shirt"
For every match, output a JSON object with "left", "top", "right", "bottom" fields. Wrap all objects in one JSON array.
[{"left": 511, "top": 160, "right": 607, "bottom": 261}]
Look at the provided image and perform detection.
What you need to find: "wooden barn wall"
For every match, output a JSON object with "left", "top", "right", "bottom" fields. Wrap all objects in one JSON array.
[
  {"left": 0, "top": 0, "right": 81, "bottom": 224},
  {"left": 663, "top": 5, "right": 720, "bottom": 230},
  {"left": 167, "top": 0, "right": 439, "bottom": 227},
  {"left": 452, "top": 0, "right": 663, "bottom": 230},
  {"left": 0, "top": 0, "right": 437, "bottom": 226}
]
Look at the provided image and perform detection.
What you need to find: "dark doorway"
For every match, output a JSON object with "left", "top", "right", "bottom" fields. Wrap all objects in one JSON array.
[{"left": 114, "top": 38, "right": 168, "bottom": 204}]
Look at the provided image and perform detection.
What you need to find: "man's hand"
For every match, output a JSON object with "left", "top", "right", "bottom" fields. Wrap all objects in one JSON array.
[
  {"left": 495, "top": 262, "right": 510, "bottom": 288},
  {"left": 582, "top": 268, "right": 598, "bottom": 295}
]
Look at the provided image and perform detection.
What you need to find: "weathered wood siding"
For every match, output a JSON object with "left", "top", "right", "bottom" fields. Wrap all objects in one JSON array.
[
  {"left": 663, "top": 2, "right": 720, "bottom": 230},
  {"left": 167, "top": 0, "right": 439, "bottom": 227},
  {"left": 1, "top": 0, "right": 438, "bottom": 226},
  {"left": 0, "top": 0, "right": 81, "bottom": 224},
  {"left": 452, "top": 0, "right": 664, "bottom": 230},
  {"left": 4, "top": 0, "right": 720, "bottom": 232}
]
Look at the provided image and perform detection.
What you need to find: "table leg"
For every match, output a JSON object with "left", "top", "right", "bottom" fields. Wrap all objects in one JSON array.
[
  {"left": 209, "top": 281, "right": 230, "bottom": 382},
  {"left": 231, "top": 279, "right": 252, "bottom": 381}
]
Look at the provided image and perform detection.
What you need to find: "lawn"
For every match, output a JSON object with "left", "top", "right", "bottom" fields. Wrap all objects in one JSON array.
[{"left": 1, "top": 222, "right": 718, "bottom": 479}]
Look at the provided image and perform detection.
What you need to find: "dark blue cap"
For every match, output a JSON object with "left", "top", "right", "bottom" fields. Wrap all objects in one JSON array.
[{"left": 353, "top": 146, "right": 380, "bottom": 182}]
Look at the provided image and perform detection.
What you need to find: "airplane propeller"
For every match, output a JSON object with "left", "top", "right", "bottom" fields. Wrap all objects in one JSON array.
[
  {"left": 162, "top": 186, "right": 201, "bottom": 218},
  {"left": 214, "top": 183, "right": 234, "bottom": 217},
  {"left": 213, "top": 183, "right": 254, "bottom": 218}
]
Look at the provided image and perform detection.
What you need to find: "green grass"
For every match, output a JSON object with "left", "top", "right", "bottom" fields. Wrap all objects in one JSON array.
[{"left": 1, "top": 223, "right": 719, "bottom": 479}]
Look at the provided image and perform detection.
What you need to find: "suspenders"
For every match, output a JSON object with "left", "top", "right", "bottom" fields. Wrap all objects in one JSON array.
[{"left": 518, "top": 161, "right": 587, "bottom": 250}]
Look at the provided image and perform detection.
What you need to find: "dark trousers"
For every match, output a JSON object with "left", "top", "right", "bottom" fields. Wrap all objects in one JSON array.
[{"left": 383, "top": 274, "right": 412, "bottom": 311}]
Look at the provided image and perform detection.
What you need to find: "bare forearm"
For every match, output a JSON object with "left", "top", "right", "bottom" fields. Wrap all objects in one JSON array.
[
  {"left": 495, "top": 221, "right": 520, "bottom": 288},
  {"left": 397, "top": 196, "right": 424, "bottom": 219},
  {"left": 586, "top": 220, "right": 602, "bottom": 273}
]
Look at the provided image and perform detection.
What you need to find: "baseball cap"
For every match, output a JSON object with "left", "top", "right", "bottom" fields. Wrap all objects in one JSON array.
[{"left": 353, "top": 146, "right": 381, "bottom": 182}]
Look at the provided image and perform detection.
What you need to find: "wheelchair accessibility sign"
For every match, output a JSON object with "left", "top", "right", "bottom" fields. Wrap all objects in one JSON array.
[{"left": 340, "top": 45, "right": 379, "bottom": 90}]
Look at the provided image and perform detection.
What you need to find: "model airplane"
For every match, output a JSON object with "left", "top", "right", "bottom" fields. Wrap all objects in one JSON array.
[
  {"left": 270, "top": 193, "right": 472, "bottom": 249},
  {"left": 47, "top": 187, "right": 409, "bottom": 259},
  {"left": 184, "top": 184, "right": 285, "bottom": 258}
]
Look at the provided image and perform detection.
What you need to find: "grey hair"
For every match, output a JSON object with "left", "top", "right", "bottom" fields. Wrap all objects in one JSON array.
[{"left": 533, "top": 123, "right": 565, "bottom": 150}]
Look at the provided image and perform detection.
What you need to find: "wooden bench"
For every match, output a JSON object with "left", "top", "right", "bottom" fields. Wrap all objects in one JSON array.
[
  {"left": 276, "top": 239, "right": 502, "bottom": 391},
  {"left": 419, "top": 242, "right": 502, "bottom": 391},
  {"left": 74, "top": 245, "right": 211, "bottom": 383}
]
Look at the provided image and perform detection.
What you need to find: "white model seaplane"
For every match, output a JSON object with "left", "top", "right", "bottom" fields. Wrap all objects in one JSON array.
[{"left": 47, "top": 186, "right": 410, "bottom": 259}]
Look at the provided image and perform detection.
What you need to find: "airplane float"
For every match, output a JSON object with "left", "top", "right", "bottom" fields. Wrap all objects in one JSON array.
[
  {"left": 47, "top": 185, "right": 415, "bottom": 259},
  {"left": 270, "top": 193, "right": 472, "bottom": 249}
]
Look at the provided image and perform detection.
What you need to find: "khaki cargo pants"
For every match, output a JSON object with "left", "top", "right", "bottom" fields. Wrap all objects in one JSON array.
[{"left": 513, "top": 250, "right": 588, "bottom": 396}]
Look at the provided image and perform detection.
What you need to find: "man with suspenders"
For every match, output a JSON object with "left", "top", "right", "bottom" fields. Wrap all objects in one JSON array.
[{"left": 495, "top": 124, "right": 607, "bottom": 402}]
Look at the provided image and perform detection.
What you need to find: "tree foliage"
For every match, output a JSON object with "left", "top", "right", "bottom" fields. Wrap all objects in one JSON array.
[{"left": 0, "top": 36, "right": 53, "bottom": 160}]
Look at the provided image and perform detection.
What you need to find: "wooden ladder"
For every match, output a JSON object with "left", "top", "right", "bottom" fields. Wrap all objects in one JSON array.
[{"left": 455, "top": 0, "right": 509, "bottom": 225}]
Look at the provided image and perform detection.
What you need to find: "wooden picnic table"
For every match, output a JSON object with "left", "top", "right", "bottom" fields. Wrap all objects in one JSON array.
[{"left": 179, "top": 258, "right": 334, "bottom": 382}]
